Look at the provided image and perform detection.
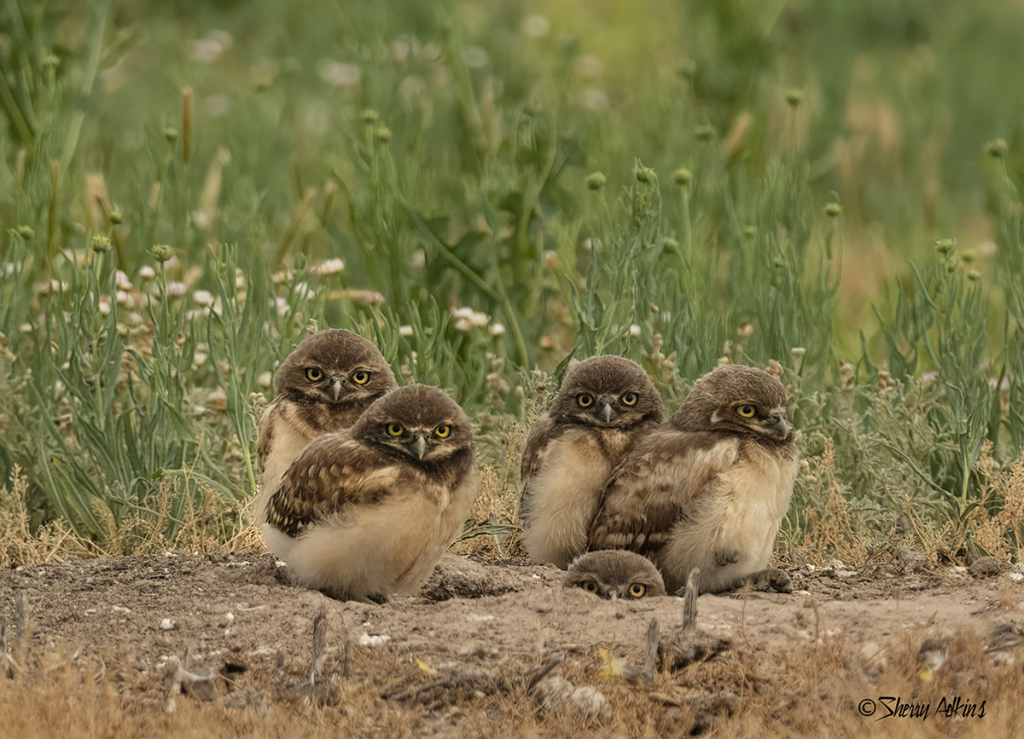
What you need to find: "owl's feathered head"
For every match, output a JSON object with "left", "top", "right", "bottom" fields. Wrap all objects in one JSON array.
[
  {"left": 355, "top": 385, "right": 474, "bottom": 464},
  {"left": 275, "top": 329, "right": 396, "bottom": 407},
  {"left": 564, "top": 550, "right": 667, "bottom": 599},
  {"left": 551, "top": 356, "right": 664, "bottom": 429},
  {"left": 671, "top": 364, "right": 794, "bottom": 443}
]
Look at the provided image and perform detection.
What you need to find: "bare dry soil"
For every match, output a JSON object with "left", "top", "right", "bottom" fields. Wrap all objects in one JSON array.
[{"left": 2, "top": 552, "right": 1023, "bottom": 738}]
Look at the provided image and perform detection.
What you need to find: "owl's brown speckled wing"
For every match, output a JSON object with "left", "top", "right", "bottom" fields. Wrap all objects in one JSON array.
[
  {"left": 265, "top": 431, "right": 402, "bottom": 538},
  {"left": 588, "top": 429, "right": 737, "bottom": 556}
]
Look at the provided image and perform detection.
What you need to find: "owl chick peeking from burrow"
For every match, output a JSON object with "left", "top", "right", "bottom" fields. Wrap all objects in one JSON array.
[
  {"left": 564, "top": 550, "right": 667, "bottom": 600},
  {"left": 254, "top": 329, "right": 397, "bottom": 523},
  {"left": 589, "top": 364, "right": 798, "bottom": 594},
  {"left": 519, "top": 356, "right": 665, "bottom": 569}
]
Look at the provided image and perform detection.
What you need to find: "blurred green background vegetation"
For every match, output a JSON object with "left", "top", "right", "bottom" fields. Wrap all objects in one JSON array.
[{"left": 2, "top": 0, "right": 1024, "bottom": 560}]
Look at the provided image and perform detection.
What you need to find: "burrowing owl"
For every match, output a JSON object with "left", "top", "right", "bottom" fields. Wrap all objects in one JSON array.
[
  {"left": 519, "top": 356, "right": 664, "bottom": 569},
  {"left": 564, "top": 550, "right": 667, "bottom": 600},
  {"left": 254, "top": 329, "right": 397, "bottom": 522},
  {"left": 261, "top": 385, "right": 478, "bottom": 602},
  {"left": 589, "top": 364, "right": 798, "bottom": 594}
]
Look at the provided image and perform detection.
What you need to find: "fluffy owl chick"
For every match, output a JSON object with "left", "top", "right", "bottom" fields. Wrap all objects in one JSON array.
[
  {"left": 261, "top": 385, "right": 478, "bottom": 602},
  {"left": 589, "top": 364, "right": 798, "bottom": 594},
  {"left": 255, "top": 329, "right": 397, "bottom": 522},
  {"left": 519, "top": 356, "right": 664, "bottom": 569},
  {"left": 564, "top": 550, "right": 667, "bottom": 600}
]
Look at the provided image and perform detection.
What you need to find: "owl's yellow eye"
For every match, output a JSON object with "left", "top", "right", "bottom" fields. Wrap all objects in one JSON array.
[
  {"left": 352, "top": 370, "right": 371, "bottom": 385},
  {"left": 582, "top": 581, "right": 599, "bottom": 593},
  {"left": 577, "top": 393, "right": 594, "bottom": 408},
  {"left": 628, "top": 583, "right": 647, "bottom": 598},
  {"left": 621, "top": 392, "right": 638, "bottom": 406},
  {"left": 387, "top": 423, "right": 405, "bottom": 437},
  {"left": 434, "top": 424, "right": 452, "bottom": 438},
  {"left": 737, "top": 405, "right": 756, "bottom": 418},
  {"left": 305, "top": 367, "right": 323, "bottom": 382}
]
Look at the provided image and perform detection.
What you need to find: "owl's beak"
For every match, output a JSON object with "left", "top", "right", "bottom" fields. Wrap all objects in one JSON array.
[
  {"left": 767, "top": 412, "right": 791, "bottom": 438},
  {"left": 331, "top": 379, "right": 343, "bottom": 401},
  {"left": 412, "top": 433, "right": 428, "bottom": 460},
  {"left": 601, "top": 402, "right": 614, "bottom": 424},
  {"left": 607, "top": 591, "right": 618, "bottom": 601}
]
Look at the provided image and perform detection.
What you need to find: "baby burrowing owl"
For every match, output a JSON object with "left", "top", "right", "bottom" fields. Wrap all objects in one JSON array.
[
  {"left": 564, "top": 550, "right": 667, "bottom": 600},
  {"left": 519, "top": 356, "right": 664, "bottom": 569},
  {"left": 254, "top": 329, "right": 397, "bottom": 522},
  {"left": 261, "top": 385, "right": 479, "bottom": 602},
  {"left": 589, "top": 364, "right": 798, "bottom": 594}
]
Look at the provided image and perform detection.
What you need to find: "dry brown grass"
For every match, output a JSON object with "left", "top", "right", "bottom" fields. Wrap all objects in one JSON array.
[
  {"left": 2, "top": 623, "right": 1021, "bottom": 738},
  {"left": 0, "top": 468, "right": 87, "bottom": 568},
  {"left": 797, "top": 440, "right": 869, "bottom": 566},
  {"left": 0, "top": 466, "right": 261, "bottom": 568},
  {"left": 972, "top": 444, "right": 1024, "bottom": 559}
]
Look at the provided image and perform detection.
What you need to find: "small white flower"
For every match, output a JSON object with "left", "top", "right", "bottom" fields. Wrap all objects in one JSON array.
[
  {"left": 628, "top": 324, "right": 642, "bottom": 337},
  {"left": 293, "top": 282, "right": 312, "bottom": 301},
  {"left": 470, "top": 310, "right": 489, "bottom": 328},
  {"left": 411, "top": 249, "right": 426, "bottom": 269},
  {"left": 490, "top": 323, "right": 506, "bottom": 337},
  {"left": 98, "top": 297, "right": 111, "bottom": 316},
  {"left": 522, "top": 15, "right": 551, "bottom": 38},
  {"left": 193, "top": 289, "right": 215, "bottom": 307},
  {"left": 115, "top": 270, "right": 133, "bottom": 290},
  {"left": 454, "top": 317, "right": 472, "bottom": 332},
  {"left": 138, "top": 266, "right": 156, "bottom": 281},
  {"left": 204, "top": 94, "right": 231, "bottom": 118},
  {"left": 189, "top": 30, "right": 233, "bottom": 63},
  {"left": 269, "top": 297, "right": 290, "bottom": 316},
  {"left": 317, "top": 60, "right": 361, "bottom": 87},
  {"left": 116, "top": 290, "right": 136, "bottom": 307},
  {"left": 399, "top": 325, "right": 414, "bottom": 337},
  {"left": 581, "top": 87, "right": 610, "bottom": 112},
  {"left": 309, "top": 258, "right": 345, "bottom": 275},
  {"left": 465, "top": 46, "right": 490, "bottom": 68},
  {"left": 235, "top": 269, "right": 246, "bottom": 288},
  {"left": 257, "top": 371, "right": 273, "bottom": 387},
  {"left": 391, "top": 38, "right": 410, "bottom": 63},
  {"left": 163, "top": 281, "right": 187, "bottom": 298}
]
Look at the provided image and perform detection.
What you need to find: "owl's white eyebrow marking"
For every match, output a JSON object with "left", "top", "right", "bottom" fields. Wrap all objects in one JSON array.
[{"left": 710, "top": 410, "right": 722, "bottom": 424}]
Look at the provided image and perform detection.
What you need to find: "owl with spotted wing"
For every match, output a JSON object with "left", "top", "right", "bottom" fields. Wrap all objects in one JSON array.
[
  {"left": 261, "top": 385, "right": 478, "bottom": 602},
  {"left": 518, "top": 356, "right": 664, "bottom": 569},
  {"left": 254, "top": 329, "right": 397, "bottom": 523},
  {"left": 588, "top": 364, "right": 798, "bottom": 594}
]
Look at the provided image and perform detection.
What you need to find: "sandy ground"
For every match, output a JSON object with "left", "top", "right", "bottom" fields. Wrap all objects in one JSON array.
[{"left": 2, "top": 552, "right": 1022, "bottom": 737}]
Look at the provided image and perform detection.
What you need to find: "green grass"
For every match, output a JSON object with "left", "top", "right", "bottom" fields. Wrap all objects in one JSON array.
[{"left": 2, "top": 0, "right": 1024, "bottom": 559}]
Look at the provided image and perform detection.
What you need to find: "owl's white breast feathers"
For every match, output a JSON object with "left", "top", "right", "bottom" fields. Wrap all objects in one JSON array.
[
  {"left": 264, "top": 464, "right": 478, "bottom": 600},
  {"left": 657, "top": 440, "right": 797, "bottom": 592},
  {"left": 522, "top": 428, "right": 630, "bottom": 569}
]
